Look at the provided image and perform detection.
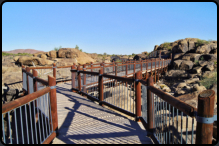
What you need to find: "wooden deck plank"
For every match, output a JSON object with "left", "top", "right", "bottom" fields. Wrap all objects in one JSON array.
[{"left": 52, "top": 83, "right": 153, "bottom": 144}]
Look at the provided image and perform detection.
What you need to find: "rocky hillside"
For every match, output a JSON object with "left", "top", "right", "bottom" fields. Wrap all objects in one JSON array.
[{"left": 3, "top": 49, "right": 44, "bottom": 54}]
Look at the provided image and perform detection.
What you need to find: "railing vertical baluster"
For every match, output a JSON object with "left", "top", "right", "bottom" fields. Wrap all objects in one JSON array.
[
  {"left": 8, "top": 112, "right": 12, "bottom": 144},
  {"left": 19, "top": 106, "right": 24, "bottom": 144},
  {"left": 172, "top": 106, "right": 174, "bottom": 144},
  {"left": 191, "top": 117, "right": 194, "bottom": 144},
  {"left": 14, "top": 109, "right": 19, "bottom": 144},
  {"left": 28, "top": 101, "right": 34, "bottom": 144},
  {"left": 2, "top": 114, "right": 6, "bottom": 144},
  {"left": 181, "top": 112, "right": 183, "bottom": 144}
]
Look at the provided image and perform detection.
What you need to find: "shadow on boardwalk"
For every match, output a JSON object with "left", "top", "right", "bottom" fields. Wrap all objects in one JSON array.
[{"left": 53, "top": 83, "right": 153, "bottom": 144}]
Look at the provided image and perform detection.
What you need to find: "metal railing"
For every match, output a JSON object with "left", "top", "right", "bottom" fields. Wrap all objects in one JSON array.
[
  {"left": 2, "top": 67, "right": 58, "bottom": 144},
  {"left": 70, "top": 58, "right": 216, "bottom": 144}
]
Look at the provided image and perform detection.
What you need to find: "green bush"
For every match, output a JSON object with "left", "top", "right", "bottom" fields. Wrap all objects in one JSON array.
[
  {"left": 54, "top": 46, "right": 62, "bottom": 51},
  {"left": 195, "top": 39, "right": 211, "bottom": 47},
  {"left": 200, "top": 70, "right": 217, "bottom": 89},
  {"left": 163, "top": 42, "right": 171, "bottom": 48}
]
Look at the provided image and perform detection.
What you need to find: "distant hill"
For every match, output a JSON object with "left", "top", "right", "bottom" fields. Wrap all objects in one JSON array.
[{"left": 2, "top": 49, "right": 44, "bottom": 54}]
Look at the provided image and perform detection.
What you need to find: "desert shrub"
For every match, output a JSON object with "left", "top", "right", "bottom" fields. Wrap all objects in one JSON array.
[
  {"left": 162, "top": 42, "right": 171, "bottom": 48},
  {"left": 200, "top": 69, "right": 217, "bottom": 89},
  {"left": 195, "top": 39, "right": 211, "bottom": 47},
  {"left": 54, "top": 46, "right": 62, "bottom": 51}
]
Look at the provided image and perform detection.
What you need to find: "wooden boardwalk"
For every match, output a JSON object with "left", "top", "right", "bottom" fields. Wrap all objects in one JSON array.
[{"left": 52, "top": 82, "right": 153, "bottom": 144}]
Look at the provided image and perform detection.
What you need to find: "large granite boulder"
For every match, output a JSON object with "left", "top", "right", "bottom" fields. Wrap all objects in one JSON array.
[
  {"left": 173, "top": 60, "right": 183, "bottom": 69},
  {"left": 196, "top": 44, "right": 211, "bottom": 54},
  {"left": 179, "top": 60, "right": 194, "bottom": 70},
  {"left": 17, "top": 56, "right": 54, "bottom": 66},
  {"left": 49, "top": 50, "right": 57, "bottom": 58},
  {"left": 58, "top": 48, "right": 78, "bottom": 58},
  {"left": 173, "top": 53, "right": 185, "bottom": 60},
  {"left": 133, "top": 54, "right": 147, "bottom": 60},
  {"left": 172, "top": 39, "right": 188, "bottom": 53}
]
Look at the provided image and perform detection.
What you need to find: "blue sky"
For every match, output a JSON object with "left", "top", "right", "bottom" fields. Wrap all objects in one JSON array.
[{"left": 2, "top": 2, "right": 217, "bottom": 55}]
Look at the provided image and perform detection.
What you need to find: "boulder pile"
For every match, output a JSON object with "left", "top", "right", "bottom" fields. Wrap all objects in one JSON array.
[{"left": 154, "top": 38, "right": 217, "bottom": 112}]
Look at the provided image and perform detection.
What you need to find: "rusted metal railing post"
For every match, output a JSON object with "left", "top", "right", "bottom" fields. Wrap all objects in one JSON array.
[
  {"left": 113, "top": 61, "right": 115, "bottom": 72},
  {"left": 33, "top": 69, "right": 38, "bottom": 92},
  {"left": 22, "top": 65, "right": 26, "bottom": 95},
  {"left": 115, "top": 62, "right": 117, "bottom": 76},
  {"left": 33, "top": 69, "right": 38, "bottom": 108},
  {"left": 91, "top": 62, "right": 93, "bottom": 72},
  {"left": 99, "top": 68, "right": 104, "bottom": 106},
  {"left": 53, "top": 63, "right": 56, "bottom": 78},
  {"left": 83, "top": 64, "right": 86, "bottom": 93},
  {"left": 159, "top": 50, "right": 161, "bottom": 59},
  {"left": 77, "top": 66, "right": 81, "bottom": 93},
  {"left": 48, "top": 75, "right": 58, "bottom": 136},
  {"left": 125, "top": 61, "right": 128, "bottom": 76},
  {"left": 135, "top": 71, "right": 142, "bottom": 122},
  {"left": 71, "top": 64, "right": 76, "bottom": 92},
  {"left": 141, "top": 60, "right": 143, "bottom": 71},
  {"left": 26, "top": 67, "right": 30, "bottom": 94},
  {"left": 196, "top": 90, "right": 215, "bottom": 144},
  {"left": 147, "top": 77, "right": 154, "bottom": 132},
  {"left": 134, "top": 60, "right": 136, "bottom": 74},
  {"left": 154, "top": 59, "right": 157, "bottom": 83}
]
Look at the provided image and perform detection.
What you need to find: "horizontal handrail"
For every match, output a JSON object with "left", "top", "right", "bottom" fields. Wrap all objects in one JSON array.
[
  {"left": 35, "top": 76, "right": 49, "bottom": 86},
  {"left": 29, "top": 66, "right": 53, "bottom": 69},
  {"left": 2, "top": 86, "right": 51, "bottom": 114},
  {"left": 147, "top": 85, "right": 197, "bottom": 117}
]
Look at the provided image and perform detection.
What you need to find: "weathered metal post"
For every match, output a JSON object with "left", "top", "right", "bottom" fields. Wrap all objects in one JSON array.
[
  {"left": 135, "top": 71, "right": 142, "bottom": 122},
  {"left": 33, "top": 69, "right": 38, "bottom": 92},
  {"left": 77, "top": 66, "right": 81, "bottom": 93},
  {"left": 71, "top": 64, "right": 76, "bottom": 92},
  {"left": 147, "top": 77, "right": 154, "bottom": 132},
  {"left": 154, "top": 59, "right": 157, "bottom": 83},
  {"left": 91, "top": 62, "right": 93, "bottom": 72},
  {"left": 33, "top": 69, "right": 38, "bottom": 108},
  {"left": 141, "top": 60, "right": 143, "bottom": 71},
  {"left": 196, "top": 90, "right": 215, "bottom": 144},
  {"left": 53, "top": 63, "right": 56, "bottom": 78},
  {"left": 22, "top": 65, "right": 26, "bottom": 95},
  {"left": 99, "top": 68, "right": 104, "bottom": 106},
  {"left": 48, "top": 75, "right": 58, "bottom": 136},
  {"left": 115, "top": 62, "right": 117, "bottom": 76},
  {"left": 83, "top": 64, "right": 86, "bottom": 93},
  {"left": 134, "top": 60, "right": 136, "bottom": 74},
  {"left": 26, "top": 67, "right": 30, "bottom": 94}
]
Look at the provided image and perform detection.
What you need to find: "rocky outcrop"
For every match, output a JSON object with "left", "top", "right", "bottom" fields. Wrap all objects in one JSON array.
[
  {"left": 58, "top": 48, "right": 78, "bottom": 58},
  {"left": 17, "top": 56, "right": 54, "bottom": 66},
  {"left": 179, "top": 60, "right": 194, "bottom": 70},
  {"left": 133, "top": 54, "right": 147, "bottom": 60},
  {"left": 49, "top": 50, "right": 57, "bottom": 58}
]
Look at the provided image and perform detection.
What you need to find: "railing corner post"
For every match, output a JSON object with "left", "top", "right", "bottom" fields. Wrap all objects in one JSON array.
[
  {"left": 195, "top": 89, "right": 215, "bottom": 144},
  {"left": 53, "top": 63, "right": 56, "bottom": 78}
]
